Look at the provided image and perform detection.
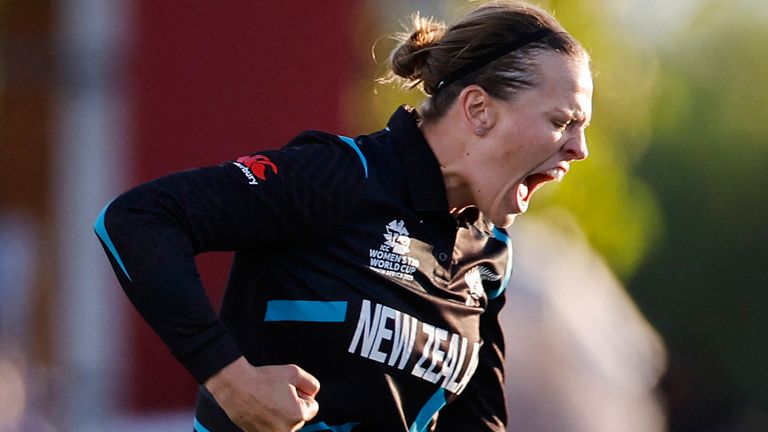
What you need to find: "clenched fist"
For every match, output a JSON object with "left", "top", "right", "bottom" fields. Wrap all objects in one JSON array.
[{"left": 204, "top": 357, "right": 320, "bottom": 432}]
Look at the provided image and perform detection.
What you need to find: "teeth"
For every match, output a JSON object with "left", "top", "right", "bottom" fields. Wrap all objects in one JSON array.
[
  {"left": 518, "top": 182, "right": 529, "bottom": 198},
  {"left": 546, "top": 168, "right": 565, "bottom": 182}
]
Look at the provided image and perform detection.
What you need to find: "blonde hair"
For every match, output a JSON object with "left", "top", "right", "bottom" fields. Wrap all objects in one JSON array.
[{"left": 382, "top": 1, "right": 589, "bottom": 121}]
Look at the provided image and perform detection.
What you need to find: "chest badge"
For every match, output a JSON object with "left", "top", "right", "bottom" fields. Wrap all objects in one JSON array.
[
  {"left": 368, "top": 220, "right": 420, "bottom": 281},
  {"left": 464, "top": 265, "right": 501, "bottom": 306}
]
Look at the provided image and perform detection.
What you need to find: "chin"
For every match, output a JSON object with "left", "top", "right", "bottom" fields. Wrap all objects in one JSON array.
[
  {"left": 494, "top": 213, "right": 517, "bottom": 228},
  {"left": 486, "top": 189, "right": 524, "bottom": 227}
]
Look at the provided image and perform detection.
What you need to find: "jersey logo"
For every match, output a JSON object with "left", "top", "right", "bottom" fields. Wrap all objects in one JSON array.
[
  {"left": 464, "top": 265, "right": 501, "bottom": 307},
  {"left": 233, "top": 154, "right": 278, "bottom": 185},
  {"left": 368, "top": 220, "right": 420, "bottom": 281},
  {"left": 477, "top": 265, "right": 502, "bottom": 282},
  {"left": 384, "top": 220, "right": 411, "bottom": 254},
  {"left": 464, "top": 267, "right": 484, "bottom": 307}
]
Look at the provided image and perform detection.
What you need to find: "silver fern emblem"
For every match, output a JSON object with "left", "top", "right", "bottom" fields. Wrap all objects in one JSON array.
[{"left": 477, "top": 265, "right": 501, "bottom": 282}]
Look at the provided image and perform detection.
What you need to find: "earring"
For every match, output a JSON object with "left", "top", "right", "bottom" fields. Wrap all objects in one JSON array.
[{"left": 475, "top": 127, "right": 487, "bottom": 136}]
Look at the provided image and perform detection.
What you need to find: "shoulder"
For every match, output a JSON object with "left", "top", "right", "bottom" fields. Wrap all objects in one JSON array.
[{"left": 281, "top": 130, "right": 370, "bottom": 180}]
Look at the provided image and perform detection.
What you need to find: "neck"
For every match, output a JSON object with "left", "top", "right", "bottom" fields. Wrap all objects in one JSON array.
[{"left": 418, "top": 111, "right": 474, "bottom": 213}]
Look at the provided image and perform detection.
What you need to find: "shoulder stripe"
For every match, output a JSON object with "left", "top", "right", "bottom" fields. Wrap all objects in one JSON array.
[
  {"left": 94, "top": 200, "right": 132, "bottom": 282},
  {"left": 338, "top": 135, "right": 368, "bottom": 178},
  {"left": 488, "top": 227, "right": 513, "bottom": 299}
]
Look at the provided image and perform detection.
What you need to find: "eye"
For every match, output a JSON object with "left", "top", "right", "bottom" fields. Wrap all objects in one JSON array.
[{"left": 553, "top": 119, "right": 572, "bottom": 131}]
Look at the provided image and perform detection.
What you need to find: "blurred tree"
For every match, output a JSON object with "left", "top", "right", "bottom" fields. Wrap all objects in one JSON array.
[
  {"left": 629, "top": 0, "right": 768, "bottom": 426},
  {"left": 531, "top": 0, "right": 664, "bottom": 281}
]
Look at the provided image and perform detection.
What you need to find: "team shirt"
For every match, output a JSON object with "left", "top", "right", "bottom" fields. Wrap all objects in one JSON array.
[{"left": 95, "top": 106, "right": 511, "bottom": 431}]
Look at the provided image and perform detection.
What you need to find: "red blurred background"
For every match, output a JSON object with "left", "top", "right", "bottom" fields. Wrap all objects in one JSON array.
[{"left": 128, "top": 1, "right": 357, "bottom": 411}]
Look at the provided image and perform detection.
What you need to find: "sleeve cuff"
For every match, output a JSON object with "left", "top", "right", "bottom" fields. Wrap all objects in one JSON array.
[{"left": 180, "top": 333, "right": 243, "bottom": 384}]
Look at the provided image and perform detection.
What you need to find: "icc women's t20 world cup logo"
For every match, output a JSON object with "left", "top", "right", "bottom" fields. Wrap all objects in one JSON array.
[
  {"left": 383, "top": 220, "right": 411, "bottom": 255},
  {"left": 368, "top": 220, "right": 420, "bottom": 281}
]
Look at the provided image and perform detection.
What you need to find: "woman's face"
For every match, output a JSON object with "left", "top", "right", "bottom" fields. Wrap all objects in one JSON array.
[{"left": 469, "top": 52, "right": 593, "bottom": 227}]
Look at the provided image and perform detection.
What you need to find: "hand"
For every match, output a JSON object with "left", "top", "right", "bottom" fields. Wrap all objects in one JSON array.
[{"left": 204, "top": 356, "right": 320, "bottom": 432}]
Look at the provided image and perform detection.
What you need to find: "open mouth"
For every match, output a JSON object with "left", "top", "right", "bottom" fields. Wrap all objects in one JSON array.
[{"left": 516, "top": 167, "right": 566, "bottom": 212}]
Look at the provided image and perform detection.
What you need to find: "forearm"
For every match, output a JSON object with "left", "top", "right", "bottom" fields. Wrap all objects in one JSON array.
[{"left": 96, "top": 185, "right": 243, "bottom": 382}]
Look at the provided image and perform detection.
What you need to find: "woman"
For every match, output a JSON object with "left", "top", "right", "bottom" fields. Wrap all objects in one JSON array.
[{"left": 95, "top": 1, "right": 591, "bottom": 431}]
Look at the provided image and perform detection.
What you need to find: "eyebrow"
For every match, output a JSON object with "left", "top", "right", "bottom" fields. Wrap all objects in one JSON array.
[
  {"left": 551, "top": 109, "right": 592, "bottom": 131},
  {"left": 553, "top": 108, "right": 588, "bottom": 122}
]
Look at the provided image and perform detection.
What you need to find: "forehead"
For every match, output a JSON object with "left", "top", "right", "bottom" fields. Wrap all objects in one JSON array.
[{"left": 528, "top": 52, "right": 593, "bottom": 117}]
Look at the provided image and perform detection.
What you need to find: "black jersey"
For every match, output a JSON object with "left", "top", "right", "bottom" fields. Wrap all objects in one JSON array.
[{"left": 95, "top": 106, "right": 511, "bottom": 432}]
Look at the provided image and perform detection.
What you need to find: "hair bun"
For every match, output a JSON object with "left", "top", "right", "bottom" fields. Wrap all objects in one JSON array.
[{"left": 389, "top": 14, "right": 446, "bottom": 84}]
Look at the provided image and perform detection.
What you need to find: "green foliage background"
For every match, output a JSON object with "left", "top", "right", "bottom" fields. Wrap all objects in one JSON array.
[
  {"left": 349, "top": 0, "right": 768, "bottom": 426},
  {"left": 631, "top": 0, "right": 768, "bottom": 415}
]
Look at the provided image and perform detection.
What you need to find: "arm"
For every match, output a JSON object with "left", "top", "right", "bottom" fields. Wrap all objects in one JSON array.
[
  {"left": 435, "top": 293, "right": 508, "bottom": 432},
  {"left": 95, "top": 133, "right": 366, "bottom": 430}
]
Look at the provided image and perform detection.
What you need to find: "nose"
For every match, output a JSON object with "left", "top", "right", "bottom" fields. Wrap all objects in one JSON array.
[{"left": 564, "top": 131, "right": 588, "bottom": 161}]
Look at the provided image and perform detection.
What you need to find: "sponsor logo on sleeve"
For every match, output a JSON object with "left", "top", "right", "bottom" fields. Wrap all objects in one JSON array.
[{"left": 232, "top": 154, "right": 278, "bottom": 185}]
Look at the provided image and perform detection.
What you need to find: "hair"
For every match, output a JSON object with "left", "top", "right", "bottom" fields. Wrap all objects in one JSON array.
[{"left": 382, "top": 1, "right": 590, "bottom": 122}]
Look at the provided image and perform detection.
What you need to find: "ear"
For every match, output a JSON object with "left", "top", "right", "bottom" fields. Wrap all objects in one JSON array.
[{"left": 459, "top": 85, "right": 496, "bottom": 136}]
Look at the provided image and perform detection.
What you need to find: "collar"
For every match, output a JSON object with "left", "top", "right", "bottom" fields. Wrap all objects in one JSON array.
[{"left": 388, "top": 106, "right": 449, "bottom": 213}]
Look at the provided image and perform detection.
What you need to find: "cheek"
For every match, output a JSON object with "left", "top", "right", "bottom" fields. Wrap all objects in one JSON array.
[
  {"left": 493, "top": 145, "right": 528, "bottom": 183},
  {"left": 483, "top": 172, "right": 521, "bottom": 211},
  {"left": 474, "top": 146, "right": 526, "bottom": 204},
  {"left": 482, "top": 159, "right": 517, "bottom": 192},
  {"left": 513, "top": 132, "right": 562, "bottom": 169}
]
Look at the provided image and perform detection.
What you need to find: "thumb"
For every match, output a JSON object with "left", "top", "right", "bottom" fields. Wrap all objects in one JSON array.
[
  {"left": 296, "top": 389, "right": 320, "bottom": 421},
  {"left": 293, "top": 368, "right": 321, "bottom": 398},
  {"left": 293, "top": 368, "right": 320, "bottom": 421}
]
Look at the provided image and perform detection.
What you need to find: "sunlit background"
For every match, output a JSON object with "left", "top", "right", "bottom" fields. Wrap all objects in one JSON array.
[{"left": 1, "top": 0, "right": 766, "bottom": 431}]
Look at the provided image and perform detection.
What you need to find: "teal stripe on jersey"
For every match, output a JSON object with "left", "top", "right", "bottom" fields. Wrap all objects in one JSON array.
[
  {"left": 409, "top": 388, "right": 447, "bottom": 432},
  {"left": 264, "top": 300, "right": 348, "bottom": 322},
  {"left": 193, "top": 417, "right": 211, "bottom": 432},
  {"left": 94, "top": 201, "right": 132, "bottom": 281},
  {"left": 488, "top": 227, "right": 513, "bottom": 299},
  {"left": 338, "top": 135, "right": 368, "bottom": 178},
  {"left": 300, "top": 421, "right": 360, "bottom": 432}
]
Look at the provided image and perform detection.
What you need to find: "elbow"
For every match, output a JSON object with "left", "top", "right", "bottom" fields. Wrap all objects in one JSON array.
[{"left": 94, "top": 197, "right": 133, "bottom": 282}]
